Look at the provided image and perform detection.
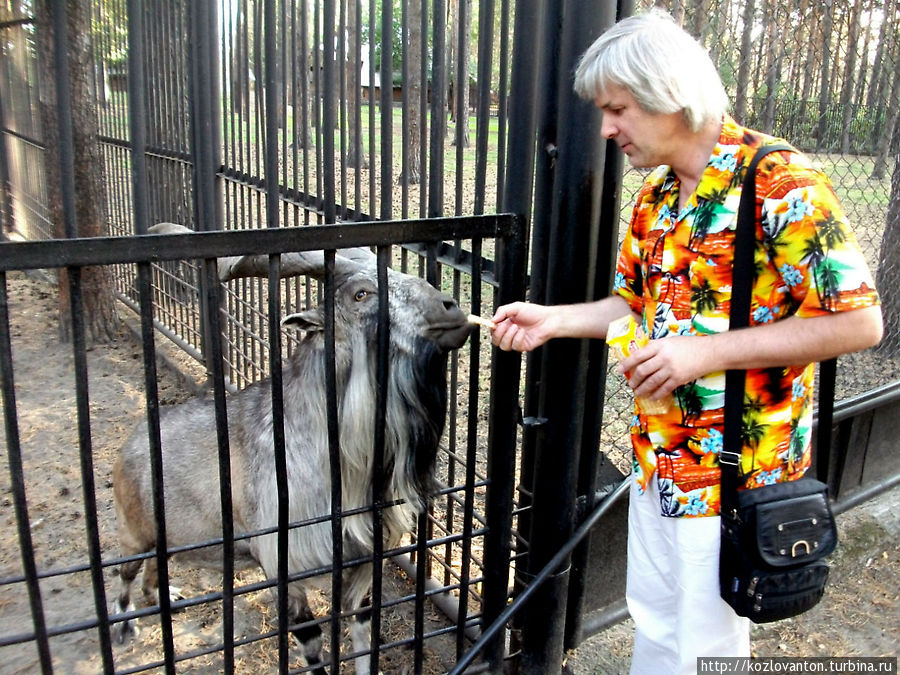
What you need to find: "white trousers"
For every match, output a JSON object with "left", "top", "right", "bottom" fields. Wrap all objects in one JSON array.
[{"left": 626, "top": 477, "right": 750, "bottom": 675}]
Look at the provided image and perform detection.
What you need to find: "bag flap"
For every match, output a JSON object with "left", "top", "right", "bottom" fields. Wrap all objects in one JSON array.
[{"left": 754, "top": 492, "right": 837, "bottom": 567}]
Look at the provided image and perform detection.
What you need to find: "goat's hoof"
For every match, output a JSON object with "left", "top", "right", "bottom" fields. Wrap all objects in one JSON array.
[
  {"left": 111, "top": 600, "right": 139, "bottom": 644},
  {"left": 114, "top": 619, "right": 139, "bottom": 644},
  {"left": 167, "top": 585, "right": 185, "bottom": 605}
]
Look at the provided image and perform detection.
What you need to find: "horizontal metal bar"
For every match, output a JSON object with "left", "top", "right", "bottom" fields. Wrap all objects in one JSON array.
[
  {"left": 832, "top": 473, "right": 900, "bottom": 516},
  {"left": 0, "top": 127, "right": 44, "bottom": 150},
  {"left": 0, "top": 16, "right": 34, "bottom": 29},
  {"left": 831, "top": 379, "right": 900, "bottom": 423},
  {"left": 0, "top": 215, "right": 520, "bottom": 271}
]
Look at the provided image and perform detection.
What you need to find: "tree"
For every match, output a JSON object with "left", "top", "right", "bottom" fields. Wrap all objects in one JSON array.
[
  {"left": 839, "top": 0, "right": 862, "bottom": 155},
  {"left": 450, "top": 0, "right": 471, "bottom": 149},
  {"left": 815, "top": 0, "right": 835, "bottom": 151},
  {"left": 875, "top": 102, "right": 900, "bottom": 358},
  {"left": 345, "top": 0, "right": 366, "bottom": 168},
  {"left": 35, "top": 0, "right": 118, "bottom": 344},
  {"left": 399, "top": 0, "right": 424, "bottom": 185},
  {"left": 733, "top": 0, "right": 755, "bottom": 123}
]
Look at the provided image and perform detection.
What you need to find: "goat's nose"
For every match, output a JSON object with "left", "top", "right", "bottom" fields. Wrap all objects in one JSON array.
[{"left": 442, "top": 297, "right": 458, "bottom": 312}]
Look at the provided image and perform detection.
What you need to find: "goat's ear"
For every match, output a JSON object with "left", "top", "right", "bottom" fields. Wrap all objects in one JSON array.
[{"left": 282, "top": 309, "right": 324, "bottom": 332}]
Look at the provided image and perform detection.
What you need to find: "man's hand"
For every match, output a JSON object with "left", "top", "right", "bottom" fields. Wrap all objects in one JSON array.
[
  {"left": 491, "top": 302, "right": 556, "bottom": 352},
  {"left": 618, "top": 335, "right": 711, "bottom": 401}
]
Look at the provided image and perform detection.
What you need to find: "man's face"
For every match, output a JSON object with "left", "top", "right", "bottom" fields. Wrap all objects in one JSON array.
[{"left": 595, "top": 84, "right": 687, "bottom": 169}]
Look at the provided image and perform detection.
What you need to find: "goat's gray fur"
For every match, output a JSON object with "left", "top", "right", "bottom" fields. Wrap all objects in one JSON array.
[{"left": 112, "top": 223, "right": 472, "bottom": 674}]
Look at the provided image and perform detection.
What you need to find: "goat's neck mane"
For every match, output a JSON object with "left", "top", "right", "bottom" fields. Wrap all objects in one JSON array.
[{"left": 307, "top": 330, "right": 449, "bottom": 546}]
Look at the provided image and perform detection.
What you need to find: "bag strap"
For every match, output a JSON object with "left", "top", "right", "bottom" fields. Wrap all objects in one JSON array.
[{"left": 719, "top": 142, "right": 837, "bottom": 519}]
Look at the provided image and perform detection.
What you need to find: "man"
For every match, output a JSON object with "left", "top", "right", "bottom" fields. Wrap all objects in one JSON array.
[{"left": 491, "top": 10, "right": 883, "bottom": 674}]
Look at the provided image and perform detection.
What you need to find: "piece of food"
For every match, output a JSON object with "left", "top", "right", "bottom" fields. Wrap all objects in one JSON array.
[{"left": 467, "top": 313, "right": 496, "bottom": 329}]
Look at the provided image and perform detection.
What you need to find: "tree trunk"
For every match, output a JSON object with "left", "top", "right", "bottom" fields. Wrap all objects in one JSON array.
[
  {"left": 839, "top": 0, "right": 862, "bottom": 155},
  {"left": 872, "top": 38, "right": 900, "bottom": 180},
  {"left": 875, "top": 119, "right": 900, "bottom": 357},
  {"left": 452, "top": 0, "right": 471, "bottom": 149},
  {"left": 35, "top": 0, "right": 119, "bottom": 345},
  {"left": 401, "top": 0, "right": 423, "bottom": 185},
  {"left": 447, "top": 0, "right": 457, "bottom": 124},
  {"left": 854, "top": 0, "right": 874, "bottom": 105},
  {"left": 816, "top": 0, "right": 834, "bottom": 151},
  {"left": 345, "top": 0, "right": 367, "bottom": 168},
  {"left": 733, "top": 0, "right": 755, "bottom": 123}
]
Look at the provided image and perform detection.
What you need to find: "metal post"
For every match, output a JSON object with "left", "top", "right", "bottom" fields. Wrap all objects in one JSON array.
[
  {"left": 481, "top": 214, "right": 528, "bottom": 671},
  {"left": 517, "top": 0, "right": 616, "bottom": 671},
  {"left": 500, "top": 0, "right": 546, "bottom": 667}
]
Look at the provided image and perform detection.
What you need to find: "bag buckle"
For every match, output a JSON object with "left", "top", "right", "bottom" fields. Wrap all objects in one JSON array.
[
  {"left": 720, "top": 449, "right": 741, "bottom": 466},
  {"left": 791, "top": 540, "right": 811, "bottom": 557}
]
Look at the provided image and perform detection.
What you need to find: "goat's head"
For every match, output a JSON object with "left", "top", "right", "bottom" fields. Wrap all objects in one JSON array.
[
  {"left": 280, "top": 262, "right": 472, "bottom": 355},
  {"left": 148, "top": 223, "right": 472, "bottom": 353}
]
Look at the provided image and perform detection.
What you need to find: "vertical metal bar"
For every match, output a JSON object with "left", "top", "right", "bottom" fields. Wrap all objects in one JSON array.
[
  {"left": 564, "top": 0, "right": 633, "bottom": 649},
  {"left": 400, "top": 0, "right": 409, "bottom": 218},
  {"left": 427, "top": 0, "right": 447, "bottom": 218},
  {"left": 51, "top": 0, "right": 77, "bottom": 241},
  {"left": 367, "top": 0, "right": 377, "bottom": 217},
  {"left": 0, "top": 79, "right": 14, "bottom": 236},
  {"left": 262, "top": 2, "right": 292, "bottom": 671},
  {"left": 500, "top": 1, "right": 545, "bottom": 664},
  {"left": 128, "top": 1, "right": 177, "bottom": 669},
  {"left": 300, "top": 0, "right": 311, "bottom": 213},
  {"left": 338, "top": 0, "right": 347, "bottom": 219},
  {"left": 519, "top": 0, "right": 615, "bottom": 668},
  {"left": 418, "top": 0, "right": 429, "bottom": 218},
  {"left": 473, "top": 0, "right": 495, "bottom": 216},
  {"left": 455, "top": 237, "right": 482, "bottom": 658},
  {"left": 413, "top": 510, "right": 428, "bottom": 674},
  {"left": 49, "top": 2, "right": 117, "bottom": 669},
  {"left": 324, "top": 250, "right": 343, "bottom": 672},
  {"left": 352, "top": 0, "right": 363, "bottom": 217},
  {"left": 369, "top": 245, "right": 391, "bottom": 674},
  {"left": 201, "top": 253, "right": 236, "bottom": 674},
  {"left": 564, "top": 137, "right": 624, "bottom": 650},
  {"left": 128, "top": 0, "right": 149, "bottom": 239},
  {"left": 453, "top": 0, "right": 467, "bottom": 215},
  {"left": 67, "top": 265, "right": 117, "bottom": 674},
  {"left": 481, "top": 214, "right": 528, "bottom": 671},
  {"left": 0, "top": 273, "right": 53, "bottom": 673},
  {"left": 322, "top": 0, "right": 337, "bottom": 223},
  {"left": 494, "top": 0, "right": 511, "bottom": 212},
  {"left": 380, "top": 0, "right": 393, "bottom": 219}
]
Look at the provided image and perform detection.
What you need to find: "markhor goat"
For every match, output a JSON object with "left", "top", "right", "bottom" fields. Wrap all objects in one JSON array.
[{"left": 112, "top": 223, "right": 473, "bottom": 674}]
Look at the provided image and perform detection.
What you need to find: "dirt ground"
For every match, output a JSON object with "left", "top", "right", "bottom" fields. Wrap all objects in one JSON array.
[{"left": 1, "top": 271, "right": 898, "bottom": 674}]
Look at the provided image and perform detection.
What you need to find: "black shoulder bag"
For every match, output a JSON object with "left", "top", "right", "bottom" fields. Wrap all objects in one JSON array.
[{"left": 718, "top": 143, "right": 838, "bottom": 623}]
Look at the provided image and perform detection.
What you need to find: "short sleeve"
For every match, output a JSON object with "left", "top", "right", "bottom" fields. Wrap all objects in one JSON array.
[{"left": 759, "top": 164, "right": 879, "bottom": 318}]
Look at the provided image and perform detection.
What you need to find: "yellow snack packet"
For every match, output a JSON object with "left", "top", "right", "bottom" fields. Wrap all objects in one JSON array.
[{"left": 606, "top": 314, "right": 672, "bottom": 415}]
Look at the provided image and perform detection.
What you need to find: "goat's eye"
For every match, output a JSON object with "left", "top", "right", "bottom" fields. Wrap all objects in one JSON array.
[{"left": 354, "top": 289, "right": 369, "bottom": 302}]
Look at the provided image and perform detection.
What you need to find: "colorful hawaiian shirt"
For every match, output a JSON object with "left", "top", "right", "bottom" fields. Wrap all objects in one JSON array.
[{"left": 614, "top": 115, "right": 880, "bottom": 518}]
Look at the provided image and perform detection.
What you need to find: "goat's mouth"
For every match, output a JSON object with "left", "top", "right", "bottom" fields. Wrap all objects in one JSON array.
[{"left": 430, "top": 319, "right": 473, "bottom": 351}]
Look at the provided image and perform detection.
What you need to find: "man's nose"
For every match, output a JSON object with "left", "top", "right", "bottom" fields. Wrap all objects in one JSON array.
[{"left": 600, "top": 119, "right": 616, "bottom": 139}]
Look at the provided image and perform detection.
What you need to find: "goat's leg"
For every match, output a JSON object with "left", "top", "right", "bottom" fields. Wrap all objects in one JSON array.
[
  {"left": 112, "top": 559, "right": 143, "bottom": 644},
  {"left": 343, "top": 563, "right": 375, "bottom": 675},
  {"left": 287, "top": 586, "right": 327, "bottom": 675},
  {"left": 140, "top": 557, "right": 185, "bottom": 607}
]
